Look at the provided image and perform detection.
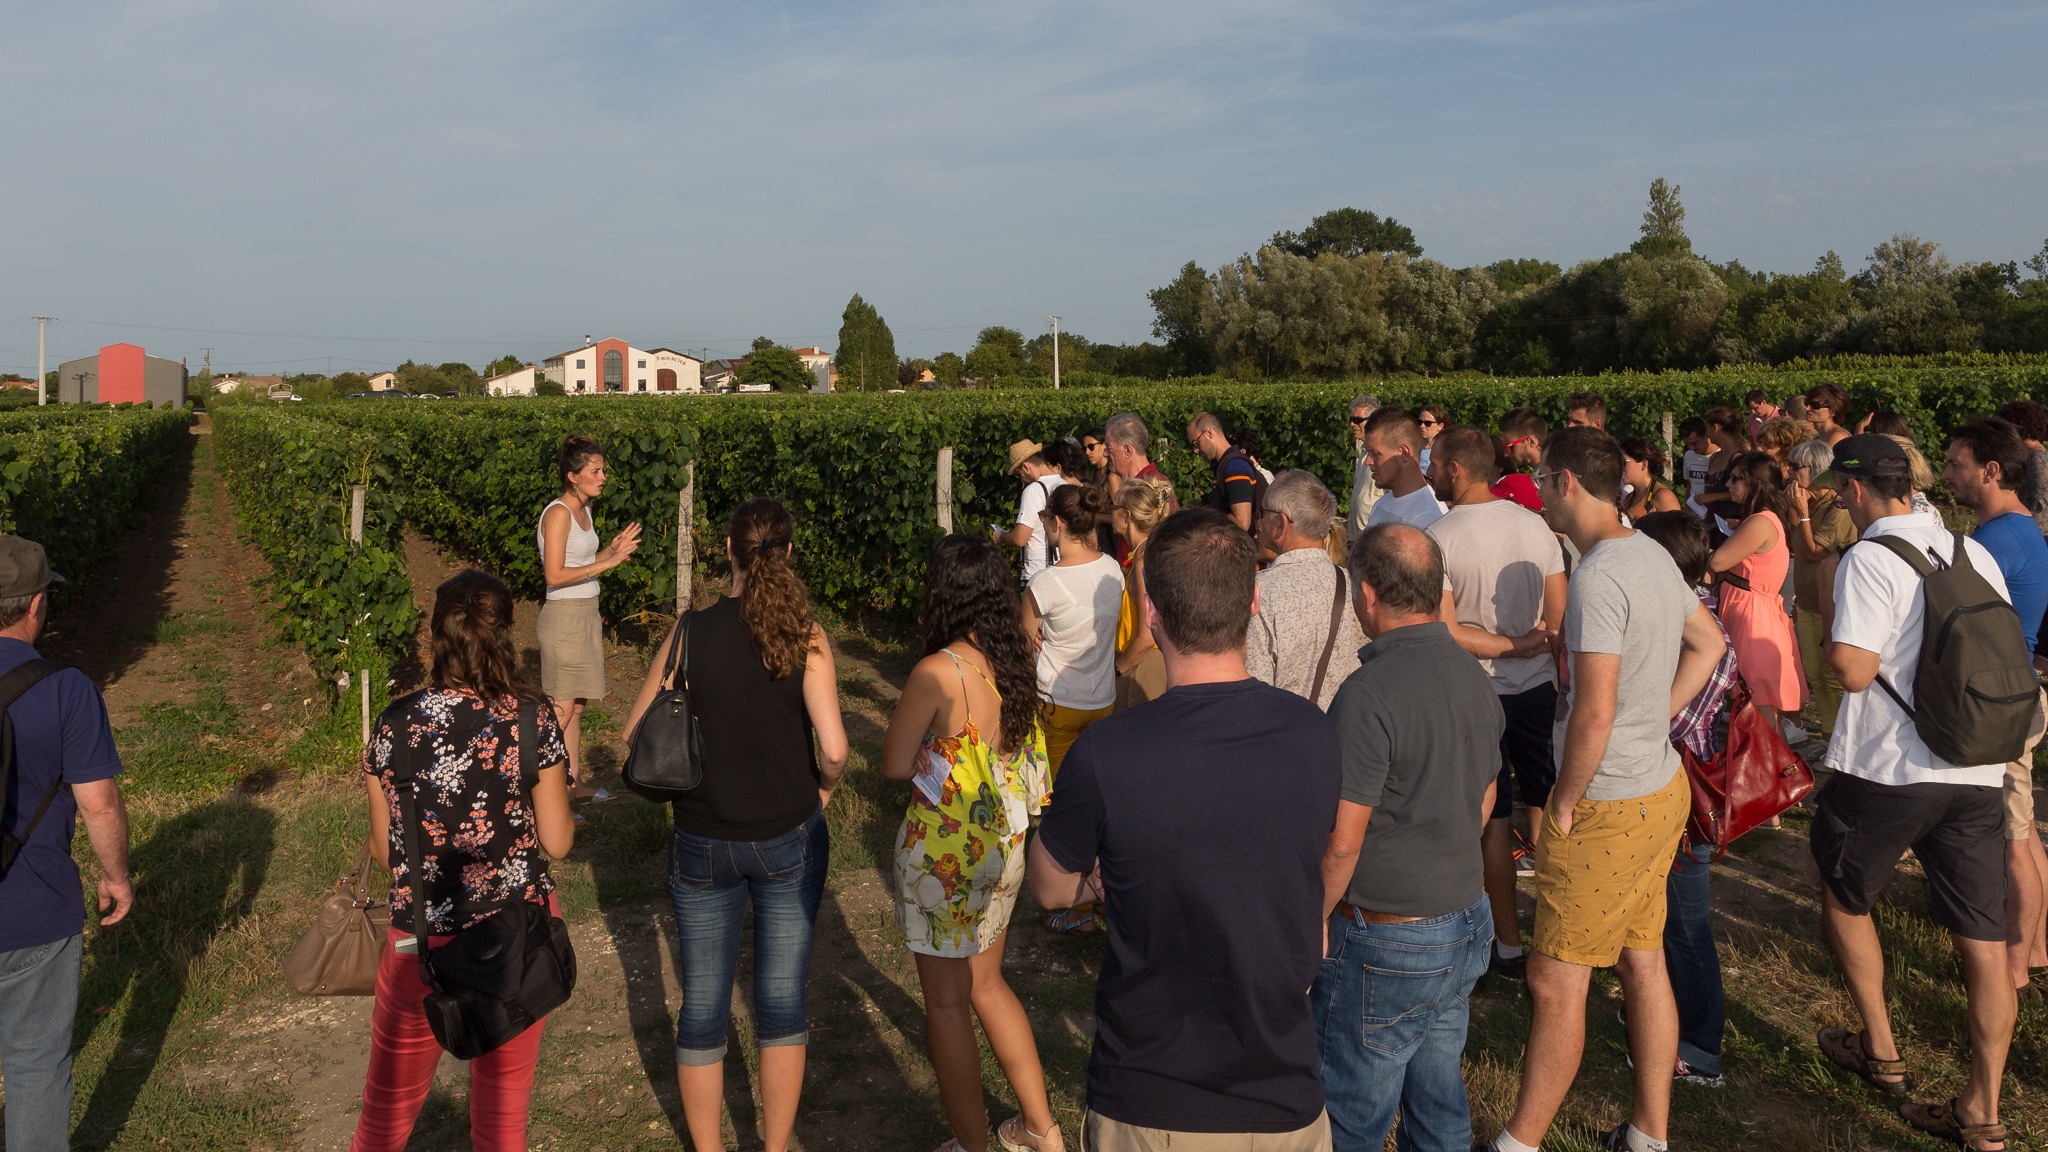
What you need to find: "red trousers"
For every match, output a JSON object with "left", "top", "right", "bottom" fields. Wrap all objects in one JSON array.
[{"left": 349, "top": 901, "right": 554, "bottom": 1152}]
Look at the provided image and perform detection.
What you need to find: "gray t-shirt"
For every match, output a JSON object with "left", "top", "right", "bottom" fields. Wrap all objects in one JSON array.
[
  {"left": 1554, "top": 531, "right": 1694, "bottom": 801},
  {"left": 1329, "top": 622, "right": 1504, "bottom": 917},
  {"left": 2021, "top": 448, "right": 2048, "bottom": 538}
]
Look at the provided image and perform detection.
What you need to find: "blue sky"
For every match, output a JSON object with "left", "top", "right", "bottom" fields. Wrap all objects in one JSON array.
[{"left": 2, "top": 0, "right": 2043, "bottom": 375}]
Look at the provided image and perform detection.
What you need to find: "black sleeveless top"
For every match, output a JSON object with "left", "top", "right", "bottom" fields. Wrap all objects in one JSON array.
[{"left": 673, "top": 596, "right": 820, "bottom": 841}]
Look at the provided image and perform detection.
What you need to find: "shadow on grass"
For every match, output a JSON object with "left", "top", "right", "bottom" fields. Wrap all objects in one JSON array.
[{"left": 69, "top": 794, "right": 278, "bottom": 1151}]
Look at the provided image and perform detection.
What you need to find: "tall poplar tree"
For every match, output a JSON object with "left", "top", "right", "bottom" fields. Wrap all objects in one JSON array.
[{"left": 835, "top": 294, "right": 898, "bottom": 393}]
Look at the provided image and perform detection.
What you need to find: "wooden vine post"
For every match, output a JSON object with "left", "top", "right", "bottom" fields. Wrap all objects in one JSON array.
[
  {"left": 1661, "top": 411, "right": 1675, "bottom": 483},
  {"left": 677, "top": 461, "right": 695, "bottom": 617},
  {"left": 937, "top": 447, "right": 954, "bottom": 532},
  {"left": 349, "top": 484, "right": 370, "bottom": 746}
]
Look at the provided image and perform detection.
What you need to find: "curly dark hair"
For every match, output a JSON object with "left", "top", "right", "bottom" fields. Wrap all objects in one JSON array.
[
  {"left": 728, "top": 498, "right": 815, "bottom": 680},
  {"left": 920, "top": 535, "right": 1040, "bottom": 757}
]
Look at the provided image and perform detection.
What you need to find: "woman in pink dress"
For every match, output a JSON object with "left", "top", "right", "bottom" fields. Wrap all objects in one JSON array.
[{"left": 1708, "top": 452, "right": 1808, "bottom": 731}]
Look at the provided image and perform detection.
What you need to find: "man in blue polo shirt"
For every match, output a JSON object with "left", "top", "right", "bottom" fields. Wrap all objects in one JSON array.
[
  {"left": 1942, "top": 418, "right": 2048, "bottom": 1000},
  {"left": 0, "top": 536, "right": 131, "bottom": 1151}
]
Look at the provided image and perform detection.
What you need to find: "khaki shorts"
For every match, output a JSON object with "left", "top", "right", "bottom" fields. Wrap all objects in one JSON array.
[
  {"left": 1531, "top": 766, "right": 1690, "bottom": 967},
  {"left": 1082, "top": 1110, "right": 1331, "bottom": 1152},
  {"left": 2003, "top": 688, "right": 2048, "bottom": 840}
]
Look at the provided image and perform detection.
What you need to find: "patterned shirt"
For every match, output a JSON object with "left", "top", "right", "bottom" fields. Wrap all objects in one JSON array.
[
  {"left": 364, "top": 689, "right": 568, "bottom": 934},
  {"left": 1247, "top": 548, "right": 1368, "bottom": 710},
  {"left": 1670, "top": 592, "right": 1739, "bottom": 760}
]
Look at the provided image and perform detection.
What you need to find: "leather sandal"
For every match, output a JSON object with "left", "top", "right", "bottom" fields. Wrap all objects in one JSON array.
[
  {"left": 1817, "top": 1026, "right": 1913, "bottom": 1096},
  {"left": 1901, "top": 1097, "right": 2006, "bottom": 1150}
]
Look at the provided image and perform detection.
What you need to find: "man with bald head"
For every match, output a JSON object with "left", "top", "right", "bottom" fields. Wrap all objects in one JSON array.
[
  {"left": 1188, "top": 411, "right": 1265, "bottom": 532},
  {"left": 1313, "top": 523, "right": 1501, "bottom": 1152}
]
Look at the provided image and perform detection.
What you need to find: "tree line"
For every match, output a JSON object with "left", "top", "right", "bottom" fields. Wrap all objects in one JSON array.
[{"left": 842, "top": 185, "right": 2048, "bottom": 388}]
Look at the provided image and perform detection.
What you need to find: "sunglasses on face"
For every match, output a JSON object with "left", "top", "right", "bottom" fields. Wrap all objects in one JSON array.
[
  {"left": 1504, "top": 434, "right": 1538, "bottom": 450},
  {"left": 1349, "top": 415, "right": 1370, "bottom": 425},
  {"left": 1419, "top": 419, "right": 1441, "bottom": 428}
]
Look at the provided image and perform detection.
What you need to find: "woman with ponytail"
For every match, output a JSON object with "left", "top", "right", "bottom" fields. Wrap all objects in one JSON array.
[
  {"left": 355, "top": 570, "right": 573, "bottom": 1151},
  {"left": 882, "top": 534, "right": 1059, "bottom": 1152},
  {"left": 620, "top": 498, "right": 848, "bottom": 1152}
]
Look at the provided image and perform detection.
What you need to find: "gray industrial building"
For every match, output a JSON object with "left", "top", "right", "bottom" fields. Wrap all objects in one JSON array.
[{"left": 52, "top": 343, "right": 189, "bottom": 407}]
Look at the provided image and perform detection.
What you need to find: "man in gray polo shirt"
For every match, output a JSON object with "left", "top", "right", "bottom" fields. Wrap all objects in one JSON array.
[{"left": 1314, "top": 523, "right": 1501, "bottom": 1152}]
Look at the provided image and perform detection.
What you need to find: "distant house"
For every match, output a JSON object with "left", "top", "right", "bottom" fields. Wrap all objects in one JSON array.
[
  {"left": 792, "top": 347, "right": 836, "bottom": 392},
  {"left": 54, "top": 343, "right": 189, "bottom": 406},
  {"left": 213, "top": 374, "right": 283, "bottom": 395},
  {"left": 701, "top": 360, "right": 741, "bottom": 391},
  {"left": 484, "top": 365, "right": 538, "bottom": 397},
  {"left": 367, "top": 371, "right": 398, "bottom": 392},
  {"left": 541, "top": 339, "right": 703, "bottom": 395}
]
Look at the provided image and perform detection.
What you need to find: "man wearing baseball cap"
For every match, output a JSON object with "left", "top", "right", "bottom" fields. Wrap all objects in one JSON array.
[
  {"left": 0, "top": 536, "right": 131, "bottom": 1151},
  {"left": 993, "top": 439, "right": 1068, "bottom": 585},
  {"left": 1810, "top": 435, "right": 2017, "bottom": 1149}
]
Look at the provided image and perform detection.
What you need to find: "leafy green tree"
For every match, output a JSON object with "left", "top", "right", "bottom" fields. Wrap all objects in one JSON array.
[
  {"left": 1089, "top": 342, "right": 1176, "bottom": 379},
  {"left": 1026, "top": 331, "right": 1091, "bottom": 376},
  {"left": 1148, "top": 261, "right": 1216, "bottom": 374},
  {"left": 1270, "top": 207, "right": 1422, "bottom": 259},
  {"left": 535, "top": 378, "right": 566, "bottom": 396},
  {"left": 1630, "top": 178, "right": 1691, "bottom": 257},
  {"left": 931, "top": 351, "right": 965, "bottom": 387},
  {"left": 484, "top": 354, "right": 525, "bottom": 378},
  {"left": 965, "top": 327, "right": 1027, "bottom": 380},
  {"left": 740, "top": 338, "right": 815, "bottom": 393},
  {"left": 1484, "top": 259, "right": 1562, "bottom": 295},
  {"left": 898, "top": 358, "right": 936, "bottom": 388},
  {"left": 1716, "top": 251, "right": 1858, "bottom": 363},
  {"left": 1206, "top": 248, "right": 1500, "bottom": 378},
  {"left": 835, "top": 294, "right": 898, "bottom": 392}
]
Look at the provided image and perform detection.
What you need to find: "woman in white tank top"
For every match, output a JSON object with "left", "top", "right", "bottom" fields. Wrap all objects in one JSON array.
[{"left": 538, "top": 435, "right": 642, "bottom": 788}]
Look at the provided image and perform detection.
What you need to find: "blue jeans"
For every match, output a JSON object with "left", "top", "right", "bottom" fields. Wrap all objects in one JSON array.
[
  {"left": 668, "top": 811, "right": 828, "bottom": 1066},
  {"left": 1312, "top": 896, "right": 1492, "bottom": 1152},
  {"left": 0, "top": 933, "right": 81, "bottom": 1152},
  {"left": 1664, "top": 841, "right": 1724, "bottom": 1075}
]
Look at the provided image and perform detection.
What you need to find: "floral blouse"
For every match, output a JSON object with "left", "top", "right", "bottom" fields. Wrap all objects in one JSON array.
[{"left": 363, "top": 689, "right": 567, "bottom": 934}]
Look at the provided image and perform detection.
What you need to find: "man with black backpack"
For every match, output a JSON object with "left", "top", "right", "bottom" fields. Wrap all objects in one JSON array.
[
  {"left": 1813, "top": 435, "right": 2032, "bottom": 1151},
  {"left": 0, "top": 536, "right": 131, "bottom": 1152}
]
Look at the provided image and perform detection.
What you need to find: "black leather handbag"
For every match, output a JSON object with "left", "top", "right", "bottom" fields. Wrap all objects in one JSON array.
[
  {"left": 393, "top": 698, "right": 576, "bottom": 1060},
  {"left": 622, "top": 612, "right": 708, "bottom": 802}
]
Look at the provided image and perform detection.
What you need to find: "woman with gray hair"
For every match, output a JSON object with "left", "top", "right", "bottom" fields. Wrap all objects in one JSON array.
[{"left": 1786, "top": 435, "right": 1856, "bottom": 743}]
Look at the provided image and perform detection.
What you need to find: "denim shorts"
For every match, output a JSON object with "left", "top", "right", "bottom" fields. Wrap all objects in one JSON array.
[{"left": 668, "top": 810, "right": 828, "bottom": 1065}]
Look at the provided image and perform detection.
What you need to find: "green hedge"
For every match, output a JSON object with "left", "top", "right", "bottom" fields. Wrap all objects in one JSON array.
[
  {"left": 211, "top": 408, "right": 418, "bottom": 676},
  {"left": 0, "top": 406, "right": 193, "bottom": 601},
  {"left": 222, "top": 362, "right": 2048, "bottom": 646}
]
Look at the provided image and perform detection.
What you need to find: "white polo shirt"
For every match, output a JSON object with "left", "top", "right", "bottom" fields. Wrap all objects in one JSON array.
[{"left": 1826, "top": 511, "right": 2011, "bottom": 789}]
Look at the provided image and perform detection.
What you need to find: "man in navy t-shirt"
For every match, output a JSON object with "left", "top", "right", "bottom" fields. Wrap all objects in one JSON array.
[
  {"left": 0, "top": 536, "right": 130, "bottom": 1151},
  {"left": 1943, "top": 418, "right": 2048, "bottom": 998},
  {"left": 1032, "top": 509, "right": 1341, "bottom": 1152},
  {"left": 1187, "top": 412, "right": 1265, "bottom": 532}
]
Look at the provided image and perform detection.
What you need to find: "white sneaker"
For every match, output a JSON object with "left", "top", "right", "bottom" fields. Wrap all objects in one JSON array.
[{"left": 1780, "top": 717, "right": 1809, "bottom": 745}]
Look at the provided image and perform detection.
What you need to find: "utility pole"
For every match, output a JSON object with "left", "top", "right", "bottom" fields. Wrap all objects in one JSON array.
[
  {"left": 1047, "top": 316, "right": 1061, "bottom": 390},
  {"left": 203, "top": 347, "right": 211, "bottom": 377},
  {"left": 32, "top": 316, "right": 50, "bottom": 405}
]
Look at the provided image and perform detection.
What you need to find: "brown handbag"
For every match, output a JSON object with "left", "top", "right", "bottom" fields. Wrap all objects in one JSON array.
[{"left": 282, "top": 841, "right": 391, "bottom": 996}]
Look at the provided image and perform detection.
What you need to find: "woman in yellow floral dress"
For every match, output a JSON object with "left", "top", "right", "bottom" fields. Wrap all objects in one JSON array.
[{"left": 883, "top": 535, "right": 1060, "bottom": 1152}]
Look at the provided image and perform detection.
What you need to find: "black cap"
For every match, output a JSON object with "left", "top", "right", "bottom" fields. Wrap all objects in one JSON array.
[{"left": 1830, "top": 434, "right": 1912, "bottom": 480}]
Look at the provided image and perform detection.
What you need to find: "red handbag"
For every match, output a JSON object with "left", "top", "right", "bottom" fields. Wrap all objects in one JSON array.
[{"left": 1679, "top": 674, "right": 1813, "bottom": 860}]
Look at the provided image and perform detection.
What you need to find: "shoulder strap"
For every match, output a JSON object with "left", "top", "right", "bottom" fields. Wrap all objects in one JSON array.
[
  {"left": 660, "top": 611, "right": 691, "bottom": 691},
  {"left": 1, "top": 660, "right": 75, "bottom": 848},
  {"left": 518, "top": 698, "right": 538, "bottom": 794},
  {"left": 1863, "top": 533, "right": 1942, "bottom": 577},
  {"left": 1309, "top": 565, "right": 1348, "bottom": 705},
  {"left": 389, "top": 727, "right": 432, "bottom": 955}
]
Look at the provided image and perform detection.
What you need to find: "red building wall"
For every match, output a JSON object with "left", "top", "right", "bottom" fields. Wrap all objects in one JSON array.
[{"left": 98, "top": 343, "right": 146, "bottom": 404}]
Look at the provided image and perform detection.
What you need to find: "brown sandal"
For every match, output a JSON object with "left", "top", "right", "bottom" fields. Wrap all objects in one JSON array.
[
  {"left": 1901, "top": 1097, "right": 2006, "bottom": 1150},
  {"left": 1817, "top": 1026, "right": 1913, "bottom": 1096}
]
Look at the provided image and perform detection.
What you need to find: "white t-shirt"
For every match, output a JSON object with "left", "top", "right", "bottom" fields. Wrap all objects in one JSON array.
[
  {"left": 1028, "top": 554, "right": 1124, "bottom": 710},
  {"left": 1682, "top": 450, "right": 1712, "bottom": 518},
  {"left": 1427, "top": 500, "right": 1564, "bottom": 695},
  {"left": 1827, "top": 512, "right": 2012, "bottom": 789},
  {"left": 1015, "top": 475, "right": 1069, "bottom": 584},
  {"left": 1365, "top": 484, "right": 1447, "bottom": 531}
]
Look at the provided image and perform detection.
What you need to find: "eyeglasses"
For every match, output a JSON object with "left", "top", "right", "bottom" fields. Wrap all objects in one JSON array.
[
  {"left": 1533, "top": 467, "right": 1569, "bottom": 485},
  {"left": 1504, "top": 434, "right": 1539, "bottom": 450},
  {"left": 1349, "top": 415, "right": 1370, "bottom": 425}
]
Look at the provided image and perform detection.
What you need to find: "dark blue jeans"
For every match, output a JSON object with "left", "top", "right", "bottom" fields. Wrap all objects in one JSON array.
[
  {"left": 668, "top": 811, "right": 828, "bottom": 1067},
  {"left": 0, "top": 933, "right": 80, "bottom": 1152},
  {"left": 1312, "top": 896, "right": 1492, "bottom": 1152},
  {"left": 1664, "top": 841, "right": 1724, "bottom": 1075}
]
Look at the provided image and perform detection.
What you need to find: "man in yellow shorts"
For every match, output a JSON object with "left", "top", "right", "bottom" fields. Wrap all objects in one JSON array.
[{"left": 1481, "top": 429, "right": 1728, "bottom": 1152}]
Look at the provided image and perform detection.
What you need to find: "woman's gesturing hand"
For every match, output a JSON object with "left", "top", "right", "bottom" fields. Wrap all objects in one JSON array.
[{"left": 600, "top": 522, "right": 644, "bottom": 567}]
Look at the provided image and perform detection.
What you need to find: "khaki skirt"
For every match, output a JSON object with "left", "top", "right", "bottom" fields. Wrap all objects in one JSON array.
[{"left": 538, "top": 596, "right": 606, "bottom": 701}]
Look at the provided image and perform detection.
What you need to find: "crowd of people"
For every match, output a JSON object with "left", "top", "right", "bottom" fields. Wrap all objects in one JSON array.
[{"left": 4, "top": 381, "right": 2047, "bottom": 1152}]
